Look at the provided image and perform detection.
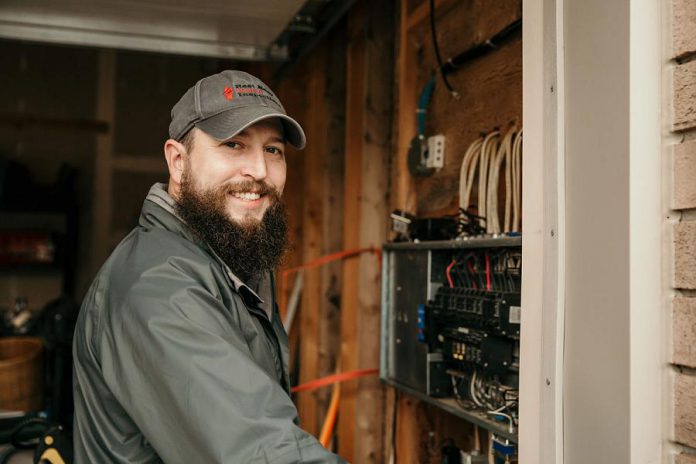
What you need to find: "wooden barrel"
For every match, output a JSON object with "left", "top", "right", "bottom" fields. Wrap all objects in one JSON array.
[{"left": 0, "top": 337, "right": 44, "bottom": 412}]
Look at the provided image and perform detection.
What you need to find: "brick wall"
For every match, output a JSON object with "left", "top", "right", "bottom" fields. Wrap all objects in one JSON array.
[{"left": 672, "top": 0, "right": 696, "bottom": 461}]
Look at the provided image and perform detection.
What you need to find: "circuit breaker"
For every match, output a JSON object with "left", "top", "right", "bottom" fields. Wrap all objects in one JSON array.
[{"left": 380, "top": 237, "right": 521, "bottom": 459}]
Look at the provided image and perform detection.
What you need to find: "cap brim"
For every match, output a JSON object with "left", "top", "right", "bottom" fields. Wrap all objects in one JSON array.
[{"left": 195, "top": 106, "right": 306, "bottom": 149}]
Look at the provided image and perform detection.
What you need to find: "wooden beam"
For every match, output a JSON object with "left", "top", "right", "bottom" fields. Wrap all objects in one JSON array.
[
  {"left": 396, "top": 394, "right": 426, "bottom": 462},
  {"left": 338, "top": 5, "right": 366, "bottom": 454},
  {"left": 339, "top": 0, "right": 393, "bottom": 461},
  {"left": 353, "top": 0, "right": 393, "bottom": 461},
  {"left": 316, "top": 21, "right": 347, "bottom": 444},
  {"left": 296, "top": 47, "right": 329, "bottom": 437},
  {"left": 395, "top": 0, "right": 418, "bottom": 213}
]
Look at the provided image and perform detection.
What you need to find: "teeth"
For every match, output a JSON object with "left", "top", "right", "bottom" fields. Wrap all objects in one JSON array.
[{"left": 232, "top": 192, "right": 261, "bottom": 201}]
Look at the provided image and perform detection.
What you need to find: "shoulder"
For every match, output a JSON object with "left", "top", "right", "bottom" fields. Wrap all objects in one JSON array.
[{"left": 85, "top": 226, "right": 234, "bottom": 331}]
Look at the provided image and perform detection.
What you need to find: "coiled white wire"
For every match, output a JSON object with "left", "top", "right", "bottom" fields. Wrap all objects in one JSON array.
[{"left": 459, "top": 127, "right": 522, "bottom": 234}]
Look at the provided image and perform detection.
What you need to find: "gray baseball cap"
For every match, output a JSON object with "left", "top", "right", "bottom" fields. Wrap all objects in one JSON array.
[{"left": 169, "top": 70, "right": 306, "bottom": 149}]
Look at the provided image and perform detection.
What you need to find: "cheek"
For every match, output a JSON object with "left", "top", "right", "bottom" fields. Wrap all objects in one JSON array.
[
  {"left": 268, "top": 160, "right": 287, "bottom": 193},
  {"left": 193, "top": 158, "right": 235, "bottom": 188}
]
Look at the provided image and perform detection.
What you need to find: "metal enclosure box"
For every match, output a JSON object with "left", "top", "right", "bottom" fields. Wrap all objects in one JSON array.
[{"left": 380, "top": 237, "right": 522, "bottom": 442}]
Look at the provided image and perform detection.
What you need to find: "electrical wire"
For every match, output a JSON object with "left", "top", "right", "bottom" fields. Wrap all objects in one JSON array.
[
  {"left": 486, "top": 132, "right": 503, "bottom": 233},
  {"left": 319, "top": 380, "right": 340, "bottom": 448},
  {"left": 417, "top": 76, "right": 437, "bottom": 136},
  {"left": 470, "top": 370, "right": 483, "bottom": 407},
  {"left": 459, "top": 137, "right": 483, "bottom": 212},
  {"left": 466, "top": 258, "right": 479, "bottom": 290},
  {"left": 487, "top": 127, "right": 514, "bottom": 234},
  {"left": 465, "top": 139, "right": 483, "bottom": 214},
  {"left": 429, "top": 0, "right": 458, "bottom": 97},
  {"left": 485, "top": 252, "right": 491, "bottom": 291},
  {"left": 478, "top": 131, "right": 500, "bottom": 231},
  {"left": 446, "top": 258, "right": 457, "bottom": 288},
  {"left": 441, "top": 18, "right": 523, "bottom": 75},
  {"left": 282, "top": 270, "right": 304, "bottom": 331},
  {"left": 451, "top": 375, "right": 469, "bottom": 409},
  {"left": 458, "top": 127, "right": 522, "bottom": 236},
  {"left": 291, "top": 368, "right": 378, "bottom": 393},
  {"left": 504, "top": 130, "right": 514, "bottom": 232},
  {"left": 280, "top": 247, "right": 381, "bottom": 324},
  {"left": 511, "top": 130, "right": 523, "bottom": 232},
  {"left": 486, "top": 410, "right": 515, "bottom": 434}
]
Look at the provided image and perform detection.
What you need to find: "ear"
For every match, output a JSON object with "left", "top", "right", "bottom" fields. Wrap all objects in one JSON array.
[{"left": 164, "top": 138, "right": 187, "bottom": 196}]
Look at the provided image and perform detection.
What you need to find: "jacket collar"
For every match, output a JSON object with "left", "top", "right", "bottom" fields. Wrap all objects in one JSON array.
[{"left": 140, "top": 183, "right": 266, "bottom": 307}]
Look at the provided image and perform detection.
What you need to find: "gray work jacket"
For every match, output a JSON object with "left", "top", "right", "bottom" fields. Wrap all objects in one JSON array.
[{"left": 73, "top": 183, "right": 345, "bottom": 464}]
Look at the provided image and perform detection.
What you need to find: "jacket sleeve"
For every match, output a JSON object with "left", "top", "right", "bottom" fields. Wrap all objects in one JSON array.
[{"left": 98, "top": 260, "right": 346, "bottom": 464}]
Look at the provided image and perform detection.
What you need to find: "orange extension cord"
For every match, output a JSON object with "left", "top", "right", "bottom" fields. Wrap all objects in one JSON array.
[
  {"left": 278, "top": 247, "right": 382, "bottom": 316},
  {"left": 319, "top": 381, "right": 341, "bottom": 447},
  {"left": 280, "top": 247, "right": 382, "bottom": 448},
  {"left": 291, "top": 368, "right": 379, "bottom": 394},
  {"left": 292, "top": 368, "right": 379, "bottom": 447}
]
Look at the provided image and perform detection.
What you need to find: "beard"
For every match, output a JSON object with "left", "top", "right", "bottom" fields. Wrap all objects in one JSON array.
[{"left": 175, "top": 171, "right": 289, "bottom": 284}]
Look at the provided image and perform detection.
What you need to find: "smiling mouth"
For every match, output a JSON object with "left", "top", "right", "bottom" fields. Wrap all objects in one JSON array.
[{"left": 229, "top": 191, "right": 266, "bottom": 202}]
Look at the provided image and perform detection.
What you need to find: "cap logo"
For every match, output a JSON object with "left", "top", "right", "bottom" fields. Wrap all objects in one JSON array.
[
  {"left": 233, "top": 84, "right": 281, "bottom": 106},
  {"left": 223, "top": 86, "right": 234, "bottom": 101}
]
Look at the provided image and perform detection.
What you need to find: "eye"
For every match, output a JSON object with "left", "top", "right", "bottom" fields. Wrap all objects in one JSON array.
[
  {"left": 224, "top": 140, "right": 242, "bottom": 149},
  {"left": 265, "top": 146, "right": 284, "bottom": 157}
]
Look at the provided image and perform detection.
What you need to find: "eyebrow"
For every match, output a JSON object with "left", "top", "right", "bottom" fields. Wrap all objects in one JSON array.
[
  {"left": 268, "top": 136, "right": 286, "bottom": 144},
  {"left": 232, "top": 131, "right": 286, "bottom": 145}
]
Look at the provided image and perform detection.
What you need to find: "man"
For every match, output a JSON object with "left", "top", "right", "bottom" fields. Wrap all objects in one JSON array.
[{"left": 73, "top": 70, "right": 346, "bottom": 463}]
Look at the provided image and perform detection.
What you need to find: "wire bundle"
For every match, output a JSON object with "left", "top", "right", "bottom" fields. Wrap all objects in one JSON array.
[
  {"left": 450, "top": 370, "right": 519, "bottom": 431},
  {"left": 445, "top": 249, "right": 522, "bottom": 293},
  {"left": 459, "top": 127, "right": 523, "bottom": 235}
]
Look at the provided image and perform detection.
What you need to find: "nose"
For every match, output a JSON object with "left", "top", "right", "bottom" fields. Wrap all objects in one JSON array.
[{"left": 240, "top": 147, "right": 268, "bottom": 180}]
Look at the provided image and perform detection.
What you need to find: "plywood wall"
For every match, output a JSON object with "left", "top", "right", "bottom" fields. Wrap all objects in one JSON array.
[{"left": 274, "top": 0, "right": 523, "bottom": 462}]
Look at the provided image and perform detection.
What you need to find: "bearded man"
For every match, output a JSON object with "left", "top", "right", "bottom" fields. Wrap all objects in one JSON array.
[{"left": 72, "top": 71, "right": 346, "bottom": 464}]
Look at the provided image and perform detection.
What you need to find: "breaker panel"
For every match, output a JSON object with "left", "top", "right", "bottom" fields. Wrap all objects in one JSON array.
[{"left": 380, "top": 237, "right": 521, "bottom": 460}]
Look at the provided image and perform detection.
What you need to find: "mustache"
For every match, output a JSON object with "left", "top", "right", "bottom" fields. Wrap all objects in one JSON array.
[{"left": 223, "top": 180, "right": 279, "bottom": 197}]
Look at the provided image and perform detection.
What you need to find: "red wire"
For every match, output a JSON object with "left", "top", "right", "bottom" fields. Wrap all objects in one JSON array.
[
  {"left": 467, "top": 260, "right": 478, "bottom": 290},
  {"left": 291, "top": 368, "right": 379, "bottom": 393},
  {"left": 445, "top": 259, "right": 457, "bottom": 288},
  {"left": 485, "top": 252, "right": 491, "bottom": 291}
]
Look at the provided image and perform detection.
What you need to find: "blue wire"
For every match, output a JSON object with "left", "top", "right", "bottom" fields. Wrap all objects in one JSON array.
[{"left": 417, "top": 75, "right": 436, "bottom": 136}]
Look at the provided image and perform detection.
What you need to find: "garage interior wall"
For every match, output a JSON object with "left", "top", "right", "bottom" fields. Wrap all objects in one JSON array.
[{"left": 0, "top": 0, "right": 523, "bottom": 462}]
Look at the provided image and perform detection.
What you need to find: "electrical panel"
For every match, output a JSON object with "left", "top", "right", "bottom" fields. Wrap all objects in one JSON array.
[{"left": 380, "top": 237, "right": 521, "bottom": 461}]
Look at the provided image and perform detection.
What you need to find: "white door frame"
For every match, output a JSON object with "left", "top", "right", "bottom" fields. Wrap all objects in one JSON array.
[
  {"left": 520, "top": 0, "right": 565, "bottom": 462},
  {"left": 521, "top": 0, "right": 663, "bottom": 462}
]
